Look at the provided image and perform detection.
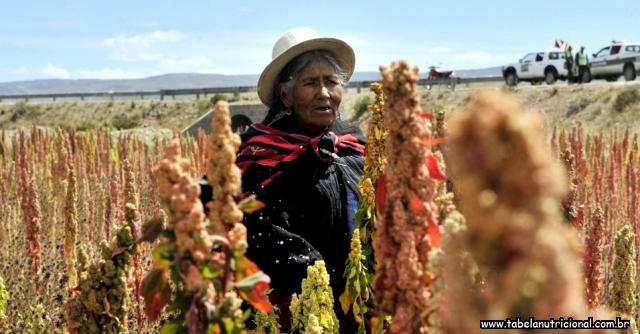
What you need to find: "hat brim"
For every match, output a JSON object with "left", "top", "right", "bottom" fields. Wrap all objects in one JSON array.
[{"left": 257, "top": 37, "right": 355, "bottom": 107}]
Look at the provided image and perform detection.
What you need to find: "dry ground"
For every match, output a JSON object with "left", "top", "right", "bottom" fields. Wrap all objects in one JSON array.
[
  {"left": 1, "top": 82, "right": 639, "bottom": 134},
  {"left": 418, "top": 81, "right": 640, "bottom": 133}
]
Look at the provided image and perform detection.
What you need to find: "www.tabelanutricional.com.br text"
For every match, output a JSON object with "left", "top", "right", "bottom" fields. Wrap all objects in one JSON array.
[{"left": 480, "top": 317, "right": 630, "bottom": 330}]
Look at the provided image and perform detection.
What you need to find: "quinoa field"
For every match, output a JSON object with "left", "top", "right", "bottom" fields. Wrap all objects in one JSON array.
[{"left": 1, "top": 62, "right": 640, "bottom": 333}]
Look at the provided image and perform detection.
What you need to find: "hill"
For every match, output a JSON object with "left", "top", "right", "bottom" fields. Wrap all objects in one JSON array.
[
  {"left": 0, "top": 73, "right": 259, "bottom": 95},
  {"left": 0, "top": 72, "right": 387, "bottom": 95},
  {"left": 0, "top": 68, "right": 501, "bottom": 96}
]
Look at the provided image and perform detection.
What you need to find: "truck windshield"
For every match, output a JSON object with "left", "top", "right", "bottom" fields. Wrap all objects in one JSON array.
[
  {"left": 521, "top": 53, "right": 535, "bottom": 63},
  {"left": 595, "top": 47, "right": 610, "bottom": 58}
]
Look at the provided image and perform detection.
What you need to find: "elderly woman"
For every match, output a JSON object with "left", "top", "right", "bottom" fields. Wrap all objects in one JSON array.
[{"left": 205, "top": 27, "right": 365, "bottom": 330}]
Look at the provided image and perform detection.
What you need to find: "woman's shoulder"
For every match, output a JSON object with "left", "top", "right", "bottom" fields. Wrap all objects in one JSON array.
[{"left": 330, "top": 119, "right": 366, "bottom": 143}]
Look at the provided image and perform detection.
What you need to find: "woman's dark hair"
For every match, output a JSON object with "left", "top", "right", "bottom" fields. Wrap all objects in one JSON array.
[{"left": 262, "top": 50, "right": 346, "bottom": 125}]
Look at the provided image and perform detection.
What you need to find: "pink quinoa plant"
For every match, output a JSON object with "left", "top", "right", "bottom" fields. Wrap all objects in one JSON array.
[
  {"left": 206, "top": 101, "right": 244, "bottom": 238},
  {"left": 560, "top": 149, "right": 582, "bottom": 227},
  {"left": 64, "top": 163, "right": 78, "bottom": 288},
  {"left": 142, "top": 101, "right": 270, "bottom": 333},
  {"left": 443, "top": 90, "right": 598, "bottom": 333},
  {"left": 373, "top": 61, "right": 444, "bottom": 334},
  {"left": 585, "top": 207, "right": 605, "bottom": 309},
  {"left": 21, "top": 172, "right": 42, "bottom": 295}
]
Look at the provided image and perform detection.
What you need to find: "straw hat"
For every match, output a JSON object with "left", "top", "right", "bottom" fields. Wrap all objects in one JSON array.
[{"left": 257, "top": 27, "right": 355, "bottom": 107}]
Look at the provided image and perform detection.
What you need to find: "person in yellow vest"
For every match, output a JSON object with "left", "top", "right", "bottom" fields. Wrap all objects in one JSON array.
[
  {"left": 575, "top": 46, "right": 589, "bottom": 84},
  {"left": 564, "top": 45, "right": 574, "bottom": 83}
]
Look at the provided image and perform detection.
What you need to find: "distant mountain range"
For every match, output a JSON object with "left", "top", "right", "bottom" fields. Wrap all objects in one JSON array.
[{"left": 0, "top": 67, "right": 502, "bottom": 95}]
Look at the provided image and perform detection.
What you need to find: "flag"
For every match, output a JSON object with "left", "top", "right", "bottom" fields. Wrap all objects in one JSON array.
[{"left": 554, "top": 38, "right": 566, "bottom": 49}]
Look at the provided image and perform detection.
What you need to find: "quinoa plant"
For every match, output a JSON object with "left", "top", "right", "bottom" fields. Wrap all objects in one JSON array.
[
  {"left": 64, "top": 164, "right": 78, "bottom": 288},
  {"left": 252, "top": 303, "right": 281, "bottom": 334},
  {"left": 339, "top": 229, "right": 369, "bottom": 333},
  {"left": 584, "top": 207, "right": 605, "bottom": 309},
  {"left": 443, "top": 90, "right": 594, "bottom": 333},
  {"left": 608, "top": 225, "right": 637, "bottom": 319},
  {"left": 0, "top": 275, "right": 7, "bottom": 331},
  {"left": 141, "top": 101, "right": 271, "bottom": 333},
  {"left": 373, "top": 61, "right": 445, "bottom": 334},
  {"left": 340, "top": 82, "right": 386, "bottom": 332},
  {"left": 64, "top": 218, "right": 137, "bottom": 334},
  {"left": 290, "top": 260, "right": 339, "bottom": 334}
]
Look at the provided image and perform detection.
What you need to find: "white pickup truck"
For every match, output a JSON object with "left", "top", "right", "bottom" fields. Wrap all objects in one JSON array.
[
  {"left": 589, "top": 41, "right": 640, "bottom": 81},
  {"left": 502, "top": 50, "right": 570, "bottom": 86}
]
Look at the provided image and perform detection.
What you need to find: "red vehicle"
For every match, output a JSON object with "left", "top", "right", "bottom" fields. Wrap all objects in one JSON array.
[
  {"left": 426, "top": 65, "right": 456, "bottom": 90},
  {"left": 428, "top": 65, "right": 454, "bottom": 79}
]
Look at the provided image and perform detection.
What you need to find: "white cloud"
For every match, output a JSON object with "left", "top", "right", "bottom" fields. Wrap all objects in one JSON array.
[
  {"left": 104, "top": 30, "right": 184, "bottom": 47},
  {"left": 40, "top": 63, "right": 70, "bottom": 78},
  {"left": 157, "top": 55, "right": 210, "bottom": 68},
  {"left": 78, "top": 68, "right": 145, "bottom": 79},
  {"left": 430, "top": 46, "right": 453, "bottom": 53},
  {"left": 355, "top": 36, "right": 521, "bottom": 71},
  {"left": 104, "top": 30, "right": 186, "bottom": 61},
  {"left": 344, "top": 31, "right": 526, "bottom": 72},
  {"left": 236, "top": 6, "right": 252, "bottom": 12},
  {"left": 156, "top": 56, "right": 236, "bottom": 75},
  {"left": 99, "top": 29, "right": 273, "bottom": 75}
]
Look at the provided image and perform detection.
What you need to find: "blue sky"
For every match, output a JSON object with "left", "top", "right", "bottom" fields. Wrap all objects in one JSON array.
[{"left": 1, "top": 0, "right": 638, "bottom": 82}]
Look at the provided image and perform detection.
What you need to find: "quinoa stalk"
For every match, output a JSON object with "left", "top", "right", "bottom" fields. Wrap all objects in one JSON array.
[
  {"left": 584, "top": 207, "right": 605, "bottom": 309},
  {"left": 290, "top": 260, "right": 339, "bottom": 334},
  {"left": 340, "top": 82, "right": 386, "bottom": 332},
  {"left": 373, "top": 61, "right": 443, "bottom": 334},
  {"left": 443, "top": 90, "right": 599, "bottom": 333},
  {"left": 64, "top": 164, "right": 78, "bottom": 288},
  {"left": 64, "top": 219, "right": 137, "bottom": 334},
  {"left": 608, "top": 225, "right": 637, "bottom": 322},
  {"left": 142, "top": 101, "right": 271, "bottom": 333}
]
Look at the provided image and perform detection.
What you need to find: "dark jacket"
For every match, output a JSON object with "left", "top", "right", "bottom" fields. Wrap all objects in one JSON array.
[{"left": 201, "top": 116, "right": 365, "bottom": 331}]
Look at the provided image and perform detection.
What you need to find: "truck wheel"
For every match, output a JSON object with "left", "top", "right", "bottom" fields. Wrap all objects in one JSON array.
[
  {"left": 505, "top": 72, "right": 518, "bottom": 86},
  {"left": 545, "top": 69, "right": 557, "bottom": 85},
  {"left": 624, "top": 64, "right": 636, "bottom": 81},
  {"left": 582, "top": 68, "right": 592, "bottom": 83}
]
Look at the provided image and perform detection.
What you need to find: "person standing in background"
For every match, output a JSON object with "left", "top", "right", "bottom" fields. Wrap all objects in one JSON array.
[
  {"left": 564, "top": 45, "right": 575, "bottom": 84},
  {"left": 575, "top": 46, "right": 589, "bottom": 84}
]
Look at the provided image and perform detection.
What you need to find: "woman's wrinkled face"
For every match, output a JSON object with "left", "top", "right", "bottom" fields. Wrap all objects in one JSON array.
[{"left": 280, "top": 60, "right": 343, "bottom": 133}]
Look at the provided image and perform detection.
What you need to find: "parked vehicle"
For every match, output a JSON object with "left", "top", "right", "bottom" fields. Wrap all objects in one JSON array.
[
  {"left": 427, "top": 65, "right": 454, "bottom": 80},
  {"left": 426, "top": 65, "right": 456, "bottom": 90},
  {"left": 502, "top": 50, "right": 573, "bottom": 86},
  {"left": 589, "top": 41, "right": 640, "bottom": 81}
]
